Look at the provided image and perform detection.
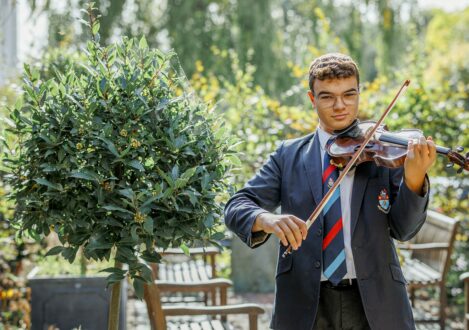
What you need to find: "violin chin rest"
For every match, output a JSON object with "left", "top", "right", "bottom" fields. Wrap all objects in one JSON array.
[{"left": 333, "top": 119, "right": 362, "bottom": 139}]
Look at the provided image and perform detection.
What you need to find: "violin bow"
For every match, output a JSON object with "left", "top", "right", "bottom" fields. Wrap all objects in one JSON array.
[{"left": 282, "top": 79, "right": 411, "bottom": 258}]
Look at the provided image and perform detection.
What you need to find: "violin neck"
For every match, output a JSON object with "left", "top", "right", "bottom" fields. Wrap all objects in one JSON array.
[{"left": 379, "top": 133, "right": 451, "bottom": 155}]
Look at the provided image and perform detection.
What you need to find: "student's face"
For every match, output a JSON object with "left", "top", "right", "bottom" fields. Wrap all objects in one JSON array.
[{"left": 308, "top": 76, "right": 359, "bottom": 134}]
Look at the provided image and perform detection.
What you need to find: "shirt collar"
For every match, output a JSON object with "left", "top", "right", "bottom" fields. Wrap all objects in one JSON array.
[{"left": 317, "top": 126, "right": 332, "bottom": 152}]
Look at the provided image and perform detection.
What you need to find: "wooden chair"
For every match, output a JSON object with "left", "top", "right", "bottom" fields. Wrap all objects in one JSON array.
[
  {"left": 144, "top": 265, "right": 265, "bottom": 330},
  {"left": 154, "top": 247, "right": 222, "bottom": 305},
  {"left": 398, "top": 210, "right": 459, "bottom": 330},
  {"left": 460, "top": 272, "right": 469, "bottom": 330}
]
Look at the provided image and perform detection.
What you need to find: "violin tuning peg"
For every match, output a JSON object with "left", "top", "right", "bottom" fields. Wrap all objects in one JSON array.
[
  {"left": 456, "top": 146, "right": 464, "bottom": 152},
  {"left": 446, "top": 162, "right": 454, "bottom": 168},
  {"left": 457, "top": 167, "right": 463, "bottom": 174}
]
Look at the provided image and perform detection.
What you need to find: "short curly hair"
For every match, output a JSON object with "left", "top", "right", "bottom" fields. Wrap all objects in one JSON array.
[{"left": 308, "top": 53, "right": 360, "bottom": 93}]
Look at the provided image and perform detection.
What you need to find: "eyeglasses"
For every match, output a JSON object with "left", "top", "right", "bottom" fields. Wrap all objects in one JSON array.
[{"left": 315, "top": 91, "right": 359, "bottom": 108}]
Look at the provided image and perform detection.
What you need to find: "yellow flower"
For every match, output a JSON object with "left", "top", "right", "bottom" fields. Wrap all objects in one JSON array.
[
  {"left": 76, "top": 143, "right": 83, "bottom": 150},
  {"left": 6, "top": 289, "right": 14, "bottom": 299},
  {"left": 314, "top": 7, "right": 325, "bottom": 20},
  {"left": 292, "top": 65, "right": 304, "bottom": 78},
  {"left": 134, "top": 212, "right": 145, "bottom": 224},
  {"left": 195, "top": 60, "right": 204, "bottom": 73},
  {"left": 131, "top": 138, "right": 141, "bottom": 148},
  {"left": 120, "top": 129, "right": 128, "bottom": 137}
]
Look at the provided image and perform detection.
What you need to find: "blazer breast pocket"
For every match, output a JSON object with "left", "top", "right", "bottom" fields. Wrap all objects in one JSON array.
[{"left": 366, "top": 178, "right": 392, "bottom": 215}]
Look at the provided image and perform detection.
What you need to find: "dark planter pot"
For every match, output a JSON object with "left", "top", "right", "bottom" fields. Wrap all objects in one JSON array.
[{"left": 29, "top": 276, "right": 127, "bottom": 330}]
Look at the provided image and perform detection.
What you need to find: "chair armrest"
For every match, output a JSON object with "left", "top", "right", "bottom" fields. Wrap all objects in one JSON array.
[
  {"left": 397, "top": 242, "right": 449, "bottom": 251},
  {"left": 460, "top": 272, "right": 469, "bottom": 282},
  {"left": 156, "top": 278, "right": 232, "bottom": 293},
  {"left": 157, "top": 246, "right": 221, "bottom": 257},
  {"left": 163, "top": 303, "right": 265, "bottom": 316}
]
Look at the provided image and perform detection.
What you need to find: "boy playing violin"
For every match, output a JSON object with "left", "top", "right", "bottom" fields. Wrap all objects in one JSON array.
[{"left": 224, "top": 53, "right": 436, "bottom": 329}]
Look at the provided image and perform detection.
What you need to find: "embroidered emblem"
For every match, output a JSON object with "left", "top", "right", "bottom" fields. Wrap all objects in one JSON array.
[
  {"left": 377, "top": 188, "right": 390, "bottom": 214},
  {"left": 327, "top": 177, "right": 334, "bottom": 189}
]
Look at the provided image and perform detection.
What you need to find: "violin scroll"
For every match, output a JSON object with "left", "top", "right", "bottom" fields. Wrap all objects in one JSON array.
[{"left": 446, "top": 147, "right": 469, "bottom": 174}]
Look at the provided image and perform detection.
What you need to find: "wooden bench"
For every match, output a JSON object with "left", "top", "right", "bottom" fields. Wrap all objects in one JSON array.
[
  {"left": 144, "top": 264, "right": 265, "bottom": 330},
  {"left": 154, "top": 247, "right": 222, "bottom": 305},
  {"left": 399, "top": 210, "right": 459, "bottom": 330},
  {"left": 460, "top": 272, "right": 469, "bottom": 330}
]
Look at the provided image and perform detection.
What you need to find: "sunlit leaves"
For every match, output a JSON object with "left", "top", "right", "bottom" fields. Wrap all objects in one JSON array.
[{"left": 6, "top": 31, "right": 237, "bottom": 289}]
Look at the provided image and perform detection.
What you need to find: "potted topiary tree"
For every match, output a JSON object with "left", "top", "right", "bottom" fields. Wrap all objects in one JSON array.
[{"left": 5, "top": 3, "right": 237, "bottom": 329}]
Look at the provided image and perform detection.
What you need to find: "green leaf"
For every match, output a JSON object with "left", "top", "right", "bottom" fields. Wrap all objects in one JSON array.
[
  {"left": 210, "top": 232, "right": 225, "bottom": 241},
  {"left": 214, "top": 126, "right": 226, "bottom": 140},
  {"left": 97, "top": 136, "right": 120, "bottom": 157},
  {"left": 201, "top": 173, "right": 211, "bottom": 190},
  {"left": 116, "top": 246, "right": 136, "bottom": 261},
  {"left": 187, "top": 191, "right": 198, "bottom": 206},
  {"left": 106, "top": 272, "right": 125, "bottom": 285},
  {"left": 139, "top": 36, "right": 148, "bottom": 49},
  {"left": 92, "top": 22, "right": 100, "bottom": 35},
  {"left": 133, "top": 278, "right": 145, "bottom": 299},
  {"left": 131, "top": 225, "right": 139, "bottom": 241},
  {"left": 45, "top": 246, "right": 64, "bottom": 257},
  {"left": 141, "top": 250, "right": 162, "bottom": 263},
  {"left": 140, "top": 195, "right": 160, "bottom": 210},
  {"left": 118, "top": 188, "right": 135, "bottom": 200},
  {"left": 102, "top": 204, "right": 133, "bottom": 214},
  {"left": 226, "top": 154, "right": 242, "bottom": 166},
  {"left": 174, "top": 178, "right": 189, "bottom": 189},
  {"left": 156, "top": 168, "right": 174, "bottom": 187},
  {"left": 129, "top": 160, "right": 145, "bottom": 172},
  {"left": 62, "top": 247, "right": 78, "bottom": 263},
  {"left": 34, "top": 178, "right": 63, "bottom": 191},
  {"left": 100, "top": 267, "right": 126, "bottom": 275},
  {"left": 171, "top": 165, "right": 179, "bottom": 180},
  {"left": 69, "top": 170, "right": 100, "bottom": 182},
  {"left": 180, "top": 243, "right": 190, "bottom": 256},
  {"left": 181, "top": 166, "right": 197, "bottom": 180},
  {"left": 203, "top": 214, "right": 214, "bottom": 228},
  {"left": 143, "top": 217, "right": 153, "bottom": 234}
]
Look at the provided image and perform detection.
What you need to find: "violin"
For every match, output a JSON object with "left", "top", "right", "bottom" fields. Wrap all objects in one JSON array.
[
  {"left": 327, "top": 120, "right": 469, "bottom": 173},
  {"left": 282, "top": 80, "right": 466, "bottom": 258}
]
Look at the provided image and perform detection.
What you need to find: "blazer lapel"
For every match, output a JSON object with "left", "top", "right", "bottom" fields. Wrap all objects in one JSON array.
[
  {"left": 350, "top": 162, "right": 371, "bottom": 236},
  {"left": 302, "top": 132, "right": 323, "bottom": 207}
]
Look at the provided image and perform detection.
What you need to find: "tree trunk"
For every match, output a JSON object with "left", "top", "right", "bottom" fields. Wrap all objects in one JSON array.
[
  {"left": 144, "top": 263, "right": 166, "bottom": 330},
  {"left": 107, "top": 261, "right": 122, "bottom": 330}
]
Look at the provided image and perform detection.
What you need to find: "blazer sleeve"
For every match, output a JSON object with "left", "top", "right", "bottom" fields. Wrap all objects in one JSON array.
[
  {"left": 388, "top": 167, "right": 430, "bottom": 241},
  {"left": 224, "top": 142, "right": 284, "bottom": 248}
]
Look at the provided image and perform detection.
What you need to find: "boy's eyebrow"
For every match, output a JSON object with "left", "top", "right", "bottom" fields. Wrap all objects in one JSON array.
[{"left": 316, "top": 88, "right": 358, "bottom": 97}]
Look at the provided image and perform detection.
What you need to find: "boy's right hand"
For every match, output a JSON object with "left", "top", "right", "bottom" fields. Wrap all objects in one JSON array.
[{"left": 252, "top": 213, "right": 307, "bottom": 250}]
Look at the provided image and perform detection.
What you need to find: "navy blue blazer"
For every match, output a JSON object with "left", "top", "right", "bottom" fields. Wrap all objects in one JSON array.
[{"left": 224, "top": 132, "right": 429, "bottom": 330}]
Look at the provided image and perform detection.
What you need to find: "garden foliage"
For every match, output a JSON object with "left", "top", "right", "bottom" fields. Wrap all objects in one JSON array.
[{"left": 4, "top": 7, "right": 237, "bottom": 296}]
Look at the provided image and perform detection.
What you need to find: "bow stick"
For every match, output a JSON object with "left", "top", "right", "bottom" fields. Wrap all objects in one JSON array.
[{"left": 282, "top": 79, "right": 411, "bottom": 258}]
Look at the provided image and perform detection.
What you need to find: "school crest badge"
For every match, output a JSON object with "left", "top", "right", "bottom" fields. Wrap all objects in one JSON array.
[
  {"left": 327, "top": 177, "right": 334, "bottom": 189},
  {"left": 377, "top": 188, "right": 390, "bottom": 214}
]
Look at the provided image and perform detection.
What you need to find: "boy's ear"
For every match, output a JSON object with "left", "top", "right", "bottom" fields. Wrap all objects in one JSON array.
[{"left": 307, "top": 90, "right": 315, "bottom": 106}]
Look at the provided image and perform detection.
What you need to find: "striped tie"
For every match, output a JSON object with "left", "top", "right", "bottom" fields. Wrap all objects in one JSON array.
[{"left": 322, "top": 151, "right": 347, "bottom": 285}]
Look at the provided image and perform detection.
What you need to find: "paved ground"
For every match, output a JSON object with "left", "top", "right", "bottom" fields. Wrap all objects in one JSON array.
[
  {"left": 126, "top": 290, "right": 463, "bottom": 329},
  {"left": 126, "top": 291, "right": 274, "bottom": 329}
]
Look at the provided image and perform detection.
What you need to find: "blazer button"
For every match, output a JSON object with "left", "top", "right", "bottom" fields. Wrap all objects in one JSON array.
[
  {"left": 314, "top": 261, "right": 321, "bottom": 269},
  {"left": 316, "top": 229, "right": 322, "bottom": 236}
]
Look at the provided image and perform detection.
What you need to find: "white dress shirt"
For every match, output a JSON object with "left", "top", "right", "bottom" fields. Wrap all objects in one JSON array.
[{"left": 317, "top": 127, "right": 357, "bottom": 281}]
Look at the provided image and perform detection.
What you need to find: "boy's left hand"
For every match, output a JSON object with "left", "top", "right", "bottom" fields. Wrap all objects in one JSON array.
[{"left": 404, "top": 136, "right": 437, "bottom": 195}]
